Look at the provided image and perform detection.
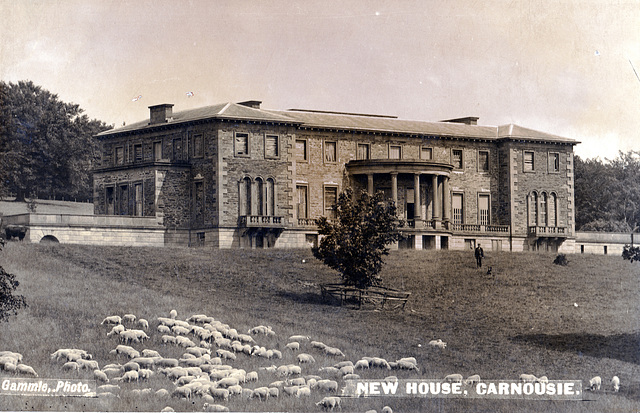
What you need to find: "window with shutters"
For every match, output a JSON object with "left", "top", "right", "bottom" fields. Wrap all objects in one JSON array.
[
  {"left": 452, "top": 193, "right": 464, "bottom": 224},
  {"left": 265, "top": 135, "right": 279, "bottom": 158},
  {"left": 478, "top": 193, "right": 490, "bottom": 225},
  {"left": 324, "top": 186, "right": 338, "bottom": 219},
  {"left": 324, "top": 141, "right": 337, "bottom": 163},
  {"left": 452, "top": 149, "right": 463, "bottom": 169},
  {"left": 524, "top": 151, "right": 534, "bottom": 172},
  {"left": 133, "top": 144, "right": 143, "bottom": 162},
  {"left": 295, "top": 139, "right": 307, "bottom": 161},
  {"left": 153, "top": 141, "right": 163, "bottom": 161},
  {"left": 478, "top": 150, "right": 489, "bottom": 172},
  {"left": 296, "top": 185, "right": 308, "bottom": 219},
  {"left": 115, "top": 146, "right": 124, "bottom": 166},
  {"left": 192, "top": 134, "right": 204, "bottom": 158},
  {"left": 235, "top": 133, "right": 249, "bottom": 157},
  {"left": 357, "top": 143, "right": 370, "bottom": 160},
  {"left": 389, "top": 145, "right": 401, "bottom": 160},
  {"left": 421, "top": 147, "right": 433, "bottom": 160},
  {"left": 549, "top": 152, "right": 560, "bottom": 173}
]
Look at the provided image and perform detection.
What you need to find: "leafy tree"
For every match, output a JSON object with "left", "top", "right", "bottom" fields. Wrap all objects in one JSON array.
[
  {"left": 312, "top": 188, "right": 404, "bottom": 289},
  {"left": 0, "top": 239, "right": 27, "bottom": 322},
  {"left": 0, "top": 80, "right": 111, "bottom": 202},
  {"left": 622, "top": 244, "right": 640, "bottom": 263}
]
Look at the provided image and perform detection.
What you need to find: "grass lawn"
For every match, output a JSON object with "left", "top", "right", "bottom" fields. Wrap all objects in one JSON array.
[{"left": 0, "top": 243, "right": 639, "bottom": 412}]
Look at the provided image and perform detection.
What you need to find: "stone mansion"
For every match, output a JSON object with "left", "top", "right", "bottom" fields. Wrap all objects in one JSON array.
[{"left": 92, "top": 101, "right": 577, "bottom": 252}]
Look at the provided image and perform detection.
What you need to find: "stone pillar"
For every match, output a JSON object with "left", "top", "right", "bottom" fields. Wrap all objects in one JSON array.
[
  {"left": 432, "top": 175, "right": 440, "bottom": 220},
  {"left": 367, "top": 174, "right": 374, "bottom": 195},
  {"left": 250, "top": 181, "right": 257, "bottom": 216},
  {"left": 414, "top": 173, "right": 421, "bottom": 220},
  {"left": 391, "top": 173, "right": 398, "bottom": 207},
  {"left": 443, "top": 176, "right": 450, "bottom": 222}
]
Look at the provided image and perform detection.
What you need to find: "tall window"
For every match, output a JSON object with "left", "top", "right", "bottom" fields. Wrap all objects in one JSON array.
[
  {"left": 549, "top": 152, "right": 560, "bottom": 172},
  {"left": 255, "top": 178, "right": 264, "bottom": 216},
  {"left": 296, "top": 185, "right": 308, "bottom": 219},
  {"left": 406, "top": 188, "right": 415, "bottom": 220},
  {"left": 452, "top": 149, "right": 463, "bottom": 169},
  {"left": 528, "top": 192, "right": 538, "bottom": 226},
  {"left": 452, "top": 193, "right": 464, "bottom": 224},
  {"left": 118, "top": 184, "right": 129, "bottom": 215},
  {"left": 548, "top": 193, "right": 557, "bottom": 226},
  {"left": 421, "top": 147, "right": 433, "bottom": 160},
  {"left": 324, "top": 141, "right": 337, "bottom": 163},
  {"left": 192, "top": 134, "right": 204, "bottom": 158},
  {"left": 133, "top": 144, "right": 143, "bottom": 162},
  {"left": 265, "top": 135, "right": 279, "bottom": 158},
  {"left": 153, "top": 141, "right": 162, "bottom": 161},
  {"left": 524, "top": 151, "right": 534, "bottom": 172},
  {"left": 478, "top": 151, "right": 489, "bottom": 172},
  {"left": 105, "top": 186, "right": 115, "bottom": 215},
  {"left": 295, "top": 139, "right": 307, "bottom": 161},
  {"left": 172, "top": 138, "right": 183, "bottom": 161},
  {"left": 235, "top": 133, "right": 249, "bottom": 156},
  {"left": 324, "top": 186, "right": 338, "bottom": 219},
  {"left": 540, "top": 192, "right": 547, "bottom": 225},
  {"left": 266, "top": 178, "right": 276, "bottom": 216},
  {"left": 193, "top": 180, "right": 204, "bottom": 224},
  {"left": 357, "top": 143, "right": 370, "bottom": 160},
  {"left": 115, "top": 146, "right": 124, "bottom": 165},
  {"left": 389, "top": 145, "right": 401, "bottom": 160},
  {"left": 239, "top": 177, "right": 252, "bottom": 216},
  {"left": 478, "top": 194, "right": 490, "bottom": 225},
  {"left": 134, "top": 183, "right": 143, "bottom": 216}
]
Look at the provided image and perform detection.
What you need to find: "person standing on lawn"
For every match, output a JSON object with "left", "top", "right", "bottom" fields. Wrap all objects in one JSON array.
[{"left": 475, "top": 244, "right": 484, "bottom": 268}]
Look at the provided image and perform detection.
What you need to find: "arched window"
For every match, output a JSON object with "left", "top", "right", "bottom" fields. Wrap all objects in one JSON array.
[
  {"left": 548, "top": 193, "right": 557, "bottom": 227},
  {"left": 540, "top": 192, "right": 547, "bottom": 226},
  {"left": 255, "top": 177, "right": 264, "bottom": 216},
  {"left": 266, "top": 178, "right": 276, "bottom": 216},
  {"left": 528, "top": 192, "right": 538, "bottom": 227},
  {"left": 240, "top": 177, "right": 252, "bottom": 216}
]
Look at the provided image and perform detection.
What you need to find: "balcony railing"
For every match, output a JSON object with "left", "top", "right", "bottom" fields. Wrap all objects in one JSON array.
[
  {"left": 238, "top": 215, "right": 284, "bottom": 227},
  {"left": 297, "top": 218, "right": 317, "bottom": 227},
  {"left": 529, "top": 226, "right": 567, "bottom": 237},
  {"left": 450, "top": 223, "right": 510, "bottom": 234}
]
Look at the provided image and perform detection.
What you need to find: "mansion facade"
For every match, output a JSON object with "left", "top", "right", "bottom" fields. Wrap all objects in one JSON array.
[{"left": 93, "top": 101, "right": 577, "bottom": 252}]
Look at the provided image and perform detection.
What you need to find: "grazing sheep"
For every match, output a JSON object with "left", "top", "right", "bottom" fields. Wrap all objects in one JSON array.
[
  {"left": 228, "top": 384, "right": 243, "bottom": 395},
  {"left": 246, "top": 371, "right": 259, "bottom": 382},
  {"left": 396, "top": 360, "right": 419, "bottom": 371},
  {"left": 202, "top": 403, "right": 229, "bottom": 412},
  {"left": 283, "top": 385, "right": 300, "bottom": 396},
  {"left": 271, "top": 349, "right": 283, "bottom": 359},
  {"left": 156, "top": 389, "right": 170, "bottom": 398},
  {"left": 334, "top": 361, "right": 353, "bottom": 369},
  {"left": 97, "top": 391, "right": 118, "bottom": 399},
  {"left": 318, "top": 366, "right": 340, "bottom": 376},
  {"left": 101, "top": 315, "right": 122, "bottom": 325},
  {"left": 120, "top": 329, "right": 149, "bottom": 344},
  {"left": 161, "top": 335, "right": 177, "bottom": 345},
  {"left": 97, "top": 384, "right": 120, "bottom": 393},
  {"left": 289, "top": 377, "right": 306, "bottom": 386},
  {"left": 536, "top": 376, "right": 549, "bottom": 384},
  {"left": 464, "top": 374, "right": 481, "bottom": 385},
  {"left": 122, "top": 361, "right": 140, "bottom": 372},
  {"left": 611, "top": 376, "right": 620, "bottom": 392},
  {"left": 112, "top": 345, "right": 140, "bottom": 359},
  {"left": 172, "top": 385, "right": 191, "bottom": 399},
  {"left": 157, "top": 325, "right": 171, "bottom": 334},
  {"left": 285, "top": 342, "right": 300, "bottom": 351},
  {"left": 589, "top": 376, "right": 602, "bottom": 391},
  {"left": 138, "top": 369, "right": 154, "bottom": 380},
  {"left": 172, "top": 326, "right": 191, "bottom": 335},
  {"left": 93, "top": 369, "right": 109, "bottom": 382},
  {"left": 176, "top": 336, "right": 196, "bottom": 348},
  {"left": 316, "top": 396, "right": 341, "bottom": 411},
  {"left": 316, "top": 380, "right": 339, "bottom": 393},
  {"left": 297, "top": 353, "right": 316, "bottom": 364},
  {"left": 77, "top": 359, "right": 99, "bottom": 370},
  {"left": 252, "top": 386, "right": 270, "bottom": 400},
  {"left": 216, "top": 377, "right": 240, "bottom": 388},
  {"left": 355, "top": 359, "right": 370, "bottom": 369},
  {"left": 444, "top": 374, "right": 463, "bottom": 383},
  {"left": 62, "top": 361, "right": 80, "bottom": 371},
  {"left": 268, "top": 387, "right": 279, "bottom": 398},
  {"left": 16, "top": 364, "right": 38, "bottom": 377},
  {"left": 339, "top": 365, "right": 355, "bottom": 376},
  {"left": 137, "top": 319, "right": 149, "bottom": 330},
  {"left": 519, "top": 374, "right": 537, "bottom": 383},
  {"left": 102, "top": 367, "right": 122, "bottom": 377},
  {"left": 210, "top": 388, "right": 230, "bottom": 401},
  {"left": 169, "top": 309, "right": 178, "bottom": 319},
  {"left": 325, "top": 347, "right": 346, "bottom": 357},
  {"left": 343, "top": 373, "right": 361, "bottom": 380},
  {"left": 428, "top": 339, "right": 447, "bottom": 349},
  {"left": 0, "top": 351, "right": 23, "bottom": 363},
  {"left": 50, "top": 349, "right": 91, "bottom": 362},
  {"left": 311, "top": 341, "right": 328, "bottom": 350},
  {"left": 216, "top": 349, "right": 236, "bottom": 360},
  {"left": 185, "top": 347, "right": 210, "bottom": 357},
  {"left": 141, "top": 349, "right": 161, "bottom": 358},
  {"left": 289, "top": 335, "right": 311, "bottom": 342},
  {"left": 107, "top": 324, "right": 126, "bottom": 337},
  {"left": 237, "top": 334, "right": 255, "bottom": 344},
  {"left": 156, "top": 358, "right": 179, "bottom": 368},
  {"left": 296, "top": 385, "right": 311, "bottom": 397},
  {"left": 381, "top": 406, "right": 393, "bottom": 413},
  {"left": 249, "top": 325, "right": 275, "bottom": 336},
  {"left": 160, "top": 406, "right": 174, "bottom": 412},
  {"left": 119, "top": 370, "right": 139, "bottom": 382},
  {"left": 122, "top": 314, "right": 136, "bottom": 324}
]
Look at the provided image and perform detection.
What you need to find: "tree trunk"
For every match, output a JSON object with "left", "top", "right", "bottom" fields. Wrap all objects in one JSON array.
[{"left": 14, "top": 189, "right": 26, "bottom": 203}]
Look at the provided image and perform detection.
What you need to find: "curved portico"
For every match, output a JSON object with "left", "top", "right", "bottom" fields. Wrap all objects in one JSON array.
[{"left": 346, "top": 159, "right": 453, "bottom": 231}]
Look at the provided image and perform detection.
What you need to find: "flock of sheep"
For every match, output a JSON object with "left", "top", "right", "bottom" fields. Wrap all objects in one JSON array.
[{"left": 0, "top": 309, "right": 625, "bottom": 411}]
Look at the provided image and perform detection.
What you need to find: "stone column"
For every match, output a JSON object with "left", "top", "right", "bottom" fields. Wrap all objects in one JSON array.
[
  {"left": 391, "top": 173, "right": 398, "bottom": 207},
  {"left": 443, "top": 176, "right": 451, "bottom": 222},
  {"left": 367, "top": 174, "right": 374, "bottom": 195},
  {"left": 414, "top": 173, "right": 421, "bottom": 220},
  {"left": 432, "top": 175, "right": 440, "bottom": 220},
  {"left": 250, "top": 180, "right": 257, "bottom": 216}
]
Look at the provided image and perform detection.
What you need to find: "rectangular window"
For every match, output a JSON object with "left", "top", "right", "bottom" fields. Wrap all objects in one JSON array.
[
  {"left": 105, "top": 186, "right": 115, "bottom": 215},
  {"left": 295, "top": 139, "right": 307, "bottom": 161},
  {"left": 115, "top": 146, "right": 124, "bottom": 165},
  {"left": 524, "top": 151, "right": 534, "bottom": 172},
  {"left": 117, "top": 184, "right": 129, "bottom": 215},
  {"left": 357, "top": 143, "right": 370, "bottom": 160},
  {"left": 452, "top": 193, "right": 464, "bottom": 224},
  {"left": 235, "top": 133, "right": 249, "bottom": 156},
  {"left": 389, "top": 145, "right": 401, "bottom": 160},
  {"left": 452, "top": 149, "right": 463, "bottom": 169},
  {"left": 549, "top": 152, "right": 559, "bottom": 172},
  {"left": 172, "top": 138, "right": 183, "bottom": 161},
  {"left": 324, "top": 141, "right": 337, "bottom": 163},
  {"left": 134, "top": 183, "right": 143, "bottom": 216},
  {"left": 324, "top": 186, "right": 338, "bottom": 219},
  {"left": 133, "top": 144, "right": 143, "bottom": 162},
  {"left": 478, "top": 150, "right": 489, "bottom": 172},
  {"left": 265, "top": 135, "right": 279, "bottom": 158},
  {"left": 153, "top": 141, "right": 162, "bottom": 161},
  {"left": 478, "top": 194, "right": 490, "bottom": 225},
  {"left": 296, "top": 185, "right": 308, "bottom": 219},
  {"left": 406, "top": 188, "right": 415, "bottom": 220},
  {"left": 193, "top": 134, "right": 204, "bottom": 158},
  {"left": 194, "top": 180, "right": 204, "bottom": 225},
  {"left": 421, "top": 147, "right": 433, "bottom": 160}
]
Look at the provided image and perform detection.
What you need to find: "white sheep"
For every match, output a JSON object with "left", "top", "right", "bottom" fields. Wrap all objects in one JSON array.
[
  {"left": 289, "top": 335, "right": 311, "bottom": 342},
  {"left": 428, "top": 339, "right": 447, "bottom": 349},
  {"left": 161, "top": 335, "right": 176, "bottom": 345},
  {"left": 16, "top": 364, "right": 38, "bottom": 377},
  {"left": 172, "top": 325, "right": 191, "bottom": 335},
  {"left": 464, "top": 374, "right": 481, "bottom": 385},
  {"left": 97, "top": 384, "right": 120, "bottom": 393},
  {"left": 589, "top": 376, "right": 602, "bottom": 391},
  {"left": 268, "top": 387, "right": 280, "bottom": 398},
  {"left": 611, "top": 376, "right": 620, "bottom": 392},
  {"left": 122, "top": 314, "right": 136, "bottom": 324},
  {"left": 123, "top": 361, "right": 140, "bottom": 372},
  {"left": 62, "top": 361, "right": 80, "bottom": 371},
  {"left": 0, "top": 351, "right": 23, "bottom": 363},
  {"left": 160, "top": 406, "right": 174, "bottom": 412},
  {"left": 157, "top": 325, "right": 171, "bottom": 334},
  {"left": 169, "top": 309, "right": 178, "bottom": 319},
  {"left": 176, "top": 336, "right": 196, "bottom": 348},
  {"left": 381, "top": 406, "right": 393, "bottom": 413},
  {"left": 311, "top": 341, "right": 328, "bottom": 350},
  {"left": 343, "top": 373, "right": 361, "bottom": 380},
  {"left": 137, "top": 318, "right": 149, "bottom": 330},
  {"left": 171, "top": 385, "right": 191, "bottom": 399},
  {"left": 210, "top": 388, "right": 230, "bottom": 401},
  {"left": 339, "top": 365, "right": 354, "bottom": 376},
  {"left": 355, "top": 359, "right": 370, "bottom": 369},
  {"left": 289, "top": 377, "right": 306, "bottom": 386},
  {"left": 76, "top": 359, "right": 99, "bottom": 370},
  {"left": 119, "top": 370, "right": 139, "bottom": 382},
  {"left": 93, "top": 369, "right": 109, "bottom": 382},
  {"left": 296, "top": 385, "right": 311, "bottom": 397},
  {"left": 202, "top": 403, "right": 229, "bottom": 412},
  {"left": 120, "top": 329, "right": 149, "bottom": 344},
  {"left": 536, "top": 376, "right": 549, "bottom": 384},
  {"left": 324, "top": 347, "right": 346, "bottom": 357},
  {"left": 316, "top": 379, "right": 339, "bottom": 393},
  {"left": 285, "top": 342, "right": 300, "bottom": 351},
  {"left": 316, "top": 396, "right": 341, "bottom": 411},
  {"left": 155, "top": 388, "right": 170, "bottom": 398},
  {"left": 246, "top": 371, "right": 259, "bottom": 382},
  {"left": 252, "top": 386, "right": 270, "bottom": 400},
  {"left": 101, "top": 315, "right": 122, "bottom": 325},
  {"left": 141, "top": 349, "right": 161, "bottom": 358},
  {"left": 444, "top": 373, "right": 463, "bottom": 383},
  {"left": 297, "top": 353, "right": 316, "bottom": 364},
  {"left": 216, "top": 349, "right": 236, "bottom": 360},
  {"left": 519, "top": 374, "right": 537, "bottom": 383},
  {"left": 111, "top": 345, "right": 140, "bottom": 359},
  {"left": 155, "top": 358, "right": 179, "bottom": 368},
  {"left": 107, "top": 324, "right": 125, "bottom": 337}
]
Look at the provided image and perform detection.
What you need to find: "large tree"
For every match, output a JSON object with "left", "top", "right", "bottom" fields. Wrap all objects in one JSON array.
[
  {"left": 0, "top": 239, "right": 27, "bottom": 322},
  {"left": 312, "top": 188, "right": 404, "bottom": 289},
  {"left": 0, "top": 80, "right": 111, "bottom": 201}
]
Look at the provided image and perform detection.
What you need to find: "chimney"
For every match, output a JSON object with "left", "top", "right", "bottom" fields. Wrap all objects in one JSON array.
[
  {"left": 238, "top": 100, "right": 262, "bottom": 109},
  {"left": 440, "top": 116, "right": 479, "bottom": 125},
  {"left": 149, "top": 104, "right": 174, "bottom": 124}
]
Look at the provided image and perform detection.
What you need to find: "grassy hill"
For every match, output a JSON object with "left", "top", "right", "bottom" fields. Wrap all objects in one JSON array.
[
  {"left": 0, "top": 198, "right": 94, "bottom": 216},
  {"left": 0, "top": 243, "right": 639, "bottom": 412}
]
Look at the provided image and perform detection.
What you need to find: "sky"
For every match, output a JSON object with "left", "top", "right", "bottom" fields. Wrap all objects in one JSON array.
[{"left": 2, "top": 0, "right": 639, "bottom": 160}]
